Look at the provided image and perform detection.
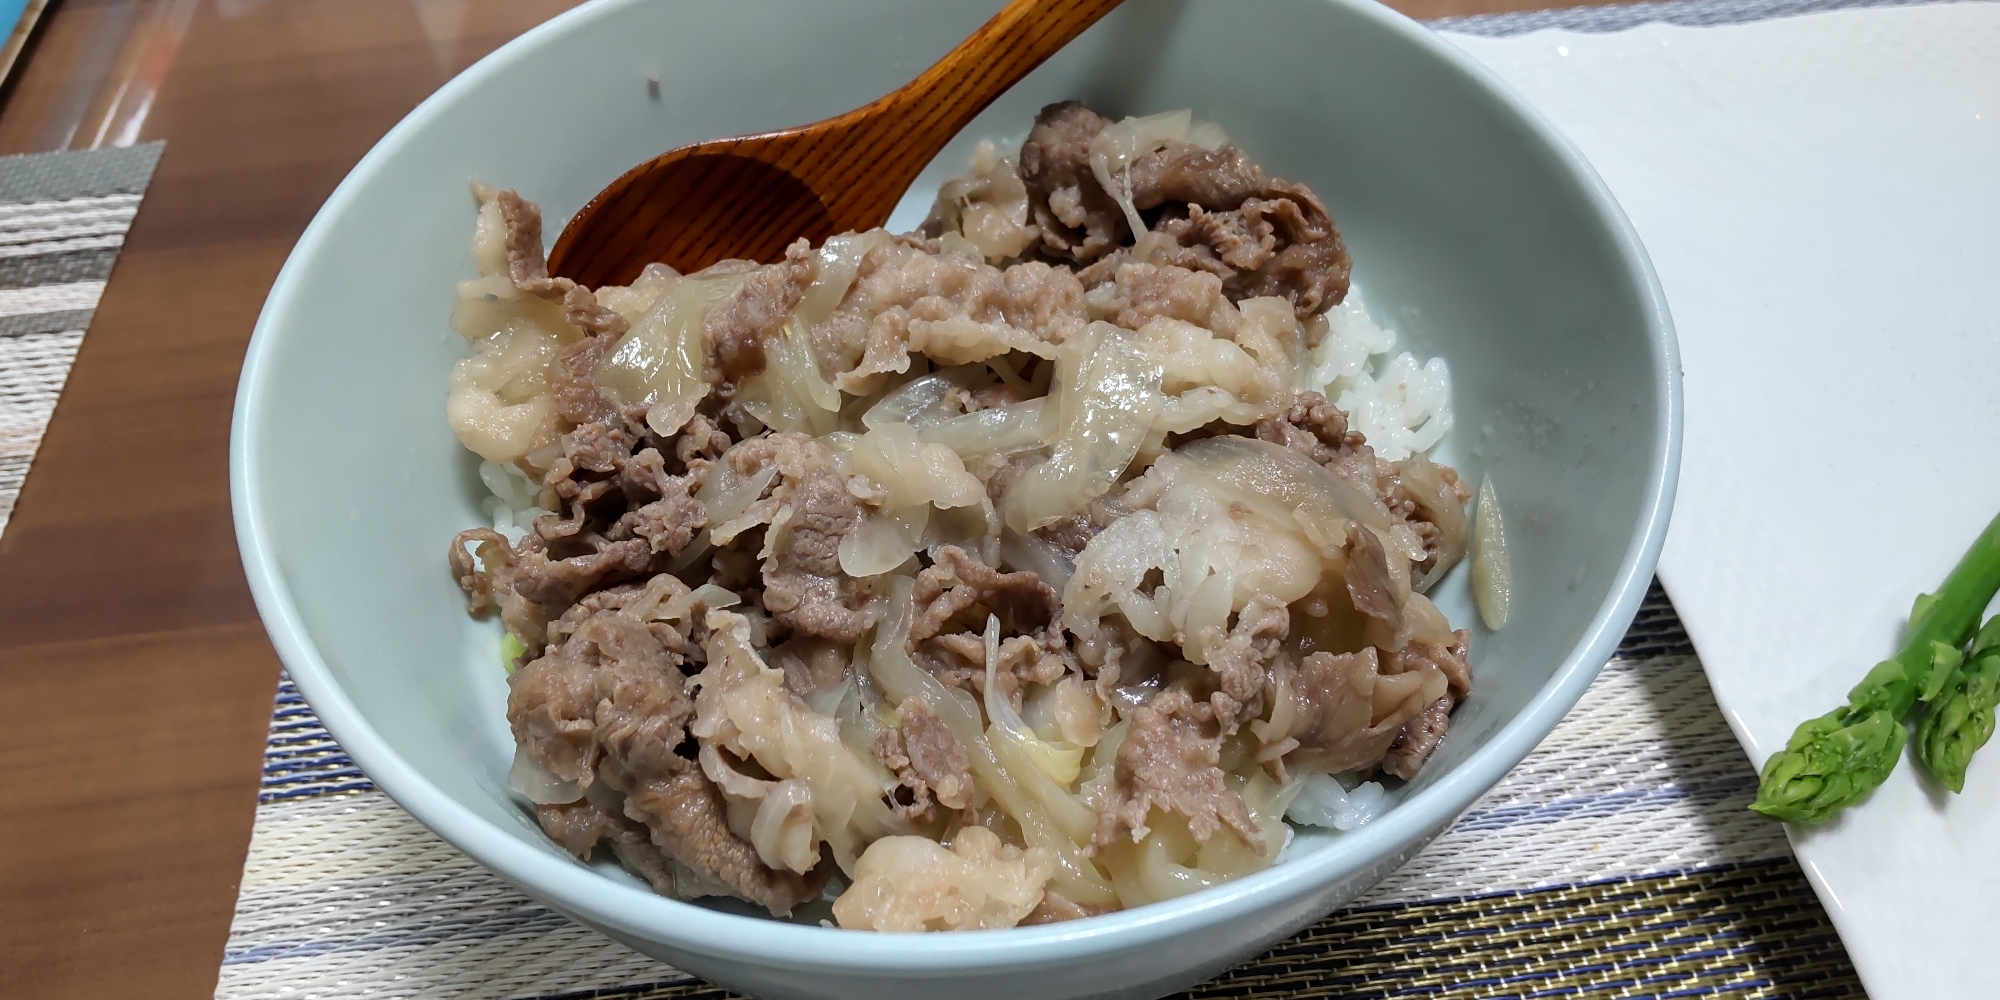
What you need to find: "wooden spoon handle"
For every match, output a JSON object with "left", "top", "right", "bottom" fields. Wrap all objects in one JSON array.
[
  {"left": 897, "top": 0, "right": 1129, "bottom": 134},
  {"left": 823, "top": 0, "right": 1127, "bottom": 213}
]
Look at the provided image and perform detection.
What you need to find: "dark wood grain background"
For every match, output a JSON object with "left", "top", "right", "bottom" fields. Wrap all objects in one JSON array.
[{"left": 0, "top": 0, "right": 1619, "bottom": 996}]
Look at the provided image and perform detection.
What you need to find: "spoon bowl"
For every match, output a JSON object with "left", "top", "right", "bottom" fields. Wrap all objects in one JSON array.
[
  {"left": 548, "top": 0, "right": 1126, "bottom": 287},
  {"left": 554, "top": 150, "right": 836, "bottom": 286}
]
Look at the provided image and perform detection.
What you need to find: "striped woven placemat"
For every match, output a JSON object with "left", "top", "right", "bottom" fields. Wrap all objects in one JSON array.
[
  {"left": 219, "top": 582, "right": 1858, "bottom": 1000},
  {"left": 0, "top": 141, "right": 163, "bottom": 536}
]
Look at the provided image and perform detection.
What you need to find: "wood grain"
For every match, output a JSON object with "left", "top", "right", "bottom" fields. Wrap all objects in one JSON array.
[
  {"left": 549, "top": 0, "right": 1127, "bottom": 286},
  {"left": 0, "top": 2, "right": 587, "bottom": 998},
  {"left": 0, "top": 1, "right": 1633, "bottom": 997},
  {"left": 0, "top": 0, "right": 54, "bottom": 95}
]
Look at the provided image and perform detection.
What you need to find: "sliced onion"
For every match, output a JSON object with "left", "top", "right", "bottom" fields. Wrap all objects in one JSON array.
[
  {"left": 849, "top": 423, "right": 985, "bottom": 510},
  {"left": 705, "top": 459, "right": 780, "bottom": 528},
  {"left": 860, "top": 366, "right": 983, "bottom": 431},
  {"left": 508, "top": 744, "right": 582, "bottom": 804},
  {"left": 1403, "top": 452, "right": 1470, "bottom": 592},
  {"left": 868, "top": 578, "right": 1117, "bottom": 905},
  {"left": 750, "top": 779, "right": 821, "bottom": 874},
  {"left": 835, "top": 647, "right": 896, "bottom": 775},
  {"left": 660, "top": 583, "right": 740, "bottom": 623},
  {"left": 1186, "top": 120, "right": 1230, "bottom": 151},
  {"left": 838, "top": 504, "right": 929, "bottom": 577},
  {"left": 739, "top": 315, "right": 841, "bottom": 436},
  {"left": 1471, "top": 475, "right": 1511, "bottom": 630},
  {"left": 1089, "top": 110, "right": 1193, "bottom": 236},
  {"left": 1398, "top": 591, "right": 1457, "bottom": 648},
  {"left": 798, "top": 230, "right": 893, "bottom": 325},
  {"left": 1165, "top": 435, "right": 1392, "bottom": 551},
  {"left": 672, "top": 459, "right": 780, "bottom": 570},
  {"left": 1062, "top": 509, "right": 1173, "bottom": 641},
  {"left": 1000, "top": 526, "right": 1075, "bottom": 594},
  {"left": 595, "top": 271, "right": 748, "bottom": 436},
  {"left": 1004, "top": 323, "right": 1163, "bottom": 533},
  {"left": 921, "top": 398, "right": 1051, "bottom": 457},
  {"left": 982, "top": 615, "right": 1083, "bottom": 787}
]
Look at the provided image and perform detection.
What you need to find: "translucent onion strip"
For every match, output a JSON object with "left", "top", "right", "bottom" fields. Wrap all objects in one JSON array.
[
  {"left": 1004, "top": 323, "right": 1163, "bottom": 533},
  {"left": 1403, "top": 452, "right": 1470, "bottom": 592},
  {"left": 838, "top": 504, "right": 929, "bottom": 578},
  {"left": 670, "top": 461, "right": 779, "bottom": 572},
  {"left": 1471, "top": 475, "right": 1511, "bottom": 630},
  {"left": 595, "top": 271, "right": 748, "bottom": 437},
  {"left": 866, "top": 578, "right": 1117, "bottom": 907},
  {"left": 920, "top": 398, "right": 1050, "bottom": 458},
  {"left": 509, "top": 744, "right": 582, "bottom": 804},
  {"left": 861, "top": 367, "right": 983, "bottom": 431},
  {"left": 739, "top": 315, "right": 841, "bottom": 436}
]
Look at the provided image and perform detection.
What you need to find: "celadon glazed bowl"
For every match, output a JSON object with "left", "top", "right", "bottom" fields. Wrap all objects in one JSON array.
[{"left": 231, "top": 1, "right": 1681, "bottom": 997}]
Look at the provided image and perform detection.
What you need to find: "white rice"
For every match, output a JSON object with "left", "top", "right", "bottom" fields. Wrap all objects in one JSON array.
[
  {"left": 479, "top": 460, "right": 551, "bottom": 544},
  {"left": 1303, "top": 291, "right": 1452, "bottom": 462},
  {"left": 1285, "top": 771, "right": 1388, "bottom": 832}
]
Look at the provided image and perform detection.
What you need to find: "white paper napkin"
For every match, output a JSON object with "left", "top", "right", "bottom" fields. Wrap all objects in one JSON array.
[{"left": 1446, "top": 4, "right": 2000, "bottom": 997}]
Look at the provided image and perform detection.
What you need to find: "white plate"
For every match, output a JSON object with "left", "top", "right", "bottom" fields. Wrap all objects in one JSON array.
[{"left": 1450, "top": 5, "right": 2000, "bottom": 998}]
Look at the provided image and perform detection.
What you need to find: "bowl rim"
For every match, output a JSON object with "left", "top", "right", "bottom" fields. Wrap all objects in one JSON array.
[{"left": 231, "top": 0, "right": 1682, "bottom": 972}]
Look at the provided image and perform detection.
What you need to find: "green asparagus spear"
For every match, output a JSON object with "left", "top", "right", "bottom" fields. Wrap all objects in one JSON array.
[
  {"left": 1916, "top": 615, "right": 2000, "bottom": 792},
  {"left": 1750, "top": 509, "right": 2000, "bottom": 823}
]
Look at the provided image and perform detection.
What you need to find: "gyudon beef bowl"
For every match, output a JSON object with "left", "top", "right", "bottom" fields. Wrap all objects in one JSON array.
[{"left": 231, "top": 1, "right": 1679, "bottom": 999}]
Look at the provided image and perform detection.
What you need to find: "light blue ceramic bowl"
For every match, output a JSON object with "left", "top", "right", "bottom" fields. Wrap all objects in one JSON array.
[{"left": 231, "top": 0, "right": 1680, "bottom": 997}]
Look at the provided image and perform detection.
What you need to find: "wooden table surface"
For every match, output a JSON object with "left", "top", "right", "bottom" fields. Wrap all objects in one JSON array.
[{"left": 0, "top": 0, "right": 1609, "bottom": 996}]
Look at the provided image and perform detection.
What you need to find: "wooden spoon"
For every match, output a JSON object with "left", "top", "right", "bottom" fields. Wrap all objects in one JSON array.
[{"left": 547, "top": 0, "right": 1128, "bottom": 288}]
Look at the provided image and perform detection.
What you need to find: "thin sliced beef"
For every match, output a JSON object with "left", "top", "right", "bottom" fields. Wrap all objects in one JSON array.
[
  {"left": 1258, "top": 390, "right": 1472, "bottom": 575},
  {"left": 675, "top": 413, "right": 733, "bottom": 466},
  {"left": 823, "top": 239, "right": 1086, "bottom": 392},
  {"left": 510, "top": 534, "right": 655, "bottom": 607},
  {"left": 705, "top": 238, "right": 819, "bottom": 390},
  {"left": 1197, "top": 597, "right": 1287, "bottom": 733},
  {"left": 506, "top": 592, "right": 821, "bottom": 915},
  {"left": 495, "top": 190, "right": 632, "bottom": 338},
  {"left": 770, "top": 636, "right": 847, "bottom": 698},
  {"left": 506, "top": 593, "right": 694, "bottom": 787},
  {"left": 1090, "top": 262, "right": 1227, "bottom": 331},
  {"left": 1014, "top": 102, "right": 1351, "bottom": 320},
  {"left": 1382, "top": 699, "right": 1452, "bottom": 783},
  {"left": 1122, "top": 144, "right": 1268, "bottom": 212},
  {"left": 872, "top": 697, "right": 975, "bottom": 823},
  {"left": 909, "top": 545, "right": 1067, "bottom": 705},
  {"left": 613, "top": 760, "right": 826, "bottom": 914},
  {"left": 1018, "top": 101, "right": 1125, "bottom": 264},
  {"left": 1130, "top": 154, "right": 1352, "bottom": 320},
  {"left": 612, "top": 450, "right": 708, "bottom": 555},
  {"left": 1094, "top": 687, "right": 1261, "bottom": 850},
  {"left": 450, "top": 527, "right": 548, "bottom": 647},
  {"left": 1342, "top": 523, "right": 1401, "bottom": 632},
  {"left": 492, "top": 417, "right": 715, "bottom": 606},
  {"left": 1035, "top": 513, "right": 1098, "bottom": 564},
  {"left": 536, "top": 798, "right": 632, "bottom": 859},
  {"left": 1255, "top": 391, "right": 1364, "bottom": 467},
  {"left": 1381, "top": 630, "right": 1472, "bottom": 780},
  {"left": 495, "top": 190, "right": 630, "bottom": 425},
  {"left": 550, "top": 332, "right": 620, "bottom": 426},
  {"left": 535, "top": 796, "right": 710, "bottom": 901},
  {"left": 728, "top": 432, "right": 882, "bottom": 643},
  {"left": 1277, "top": 647, "right": 1447, "bottom": 778},
  {"left": 1376, "top": 453, "right": 1474, "bottom": 579}
]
